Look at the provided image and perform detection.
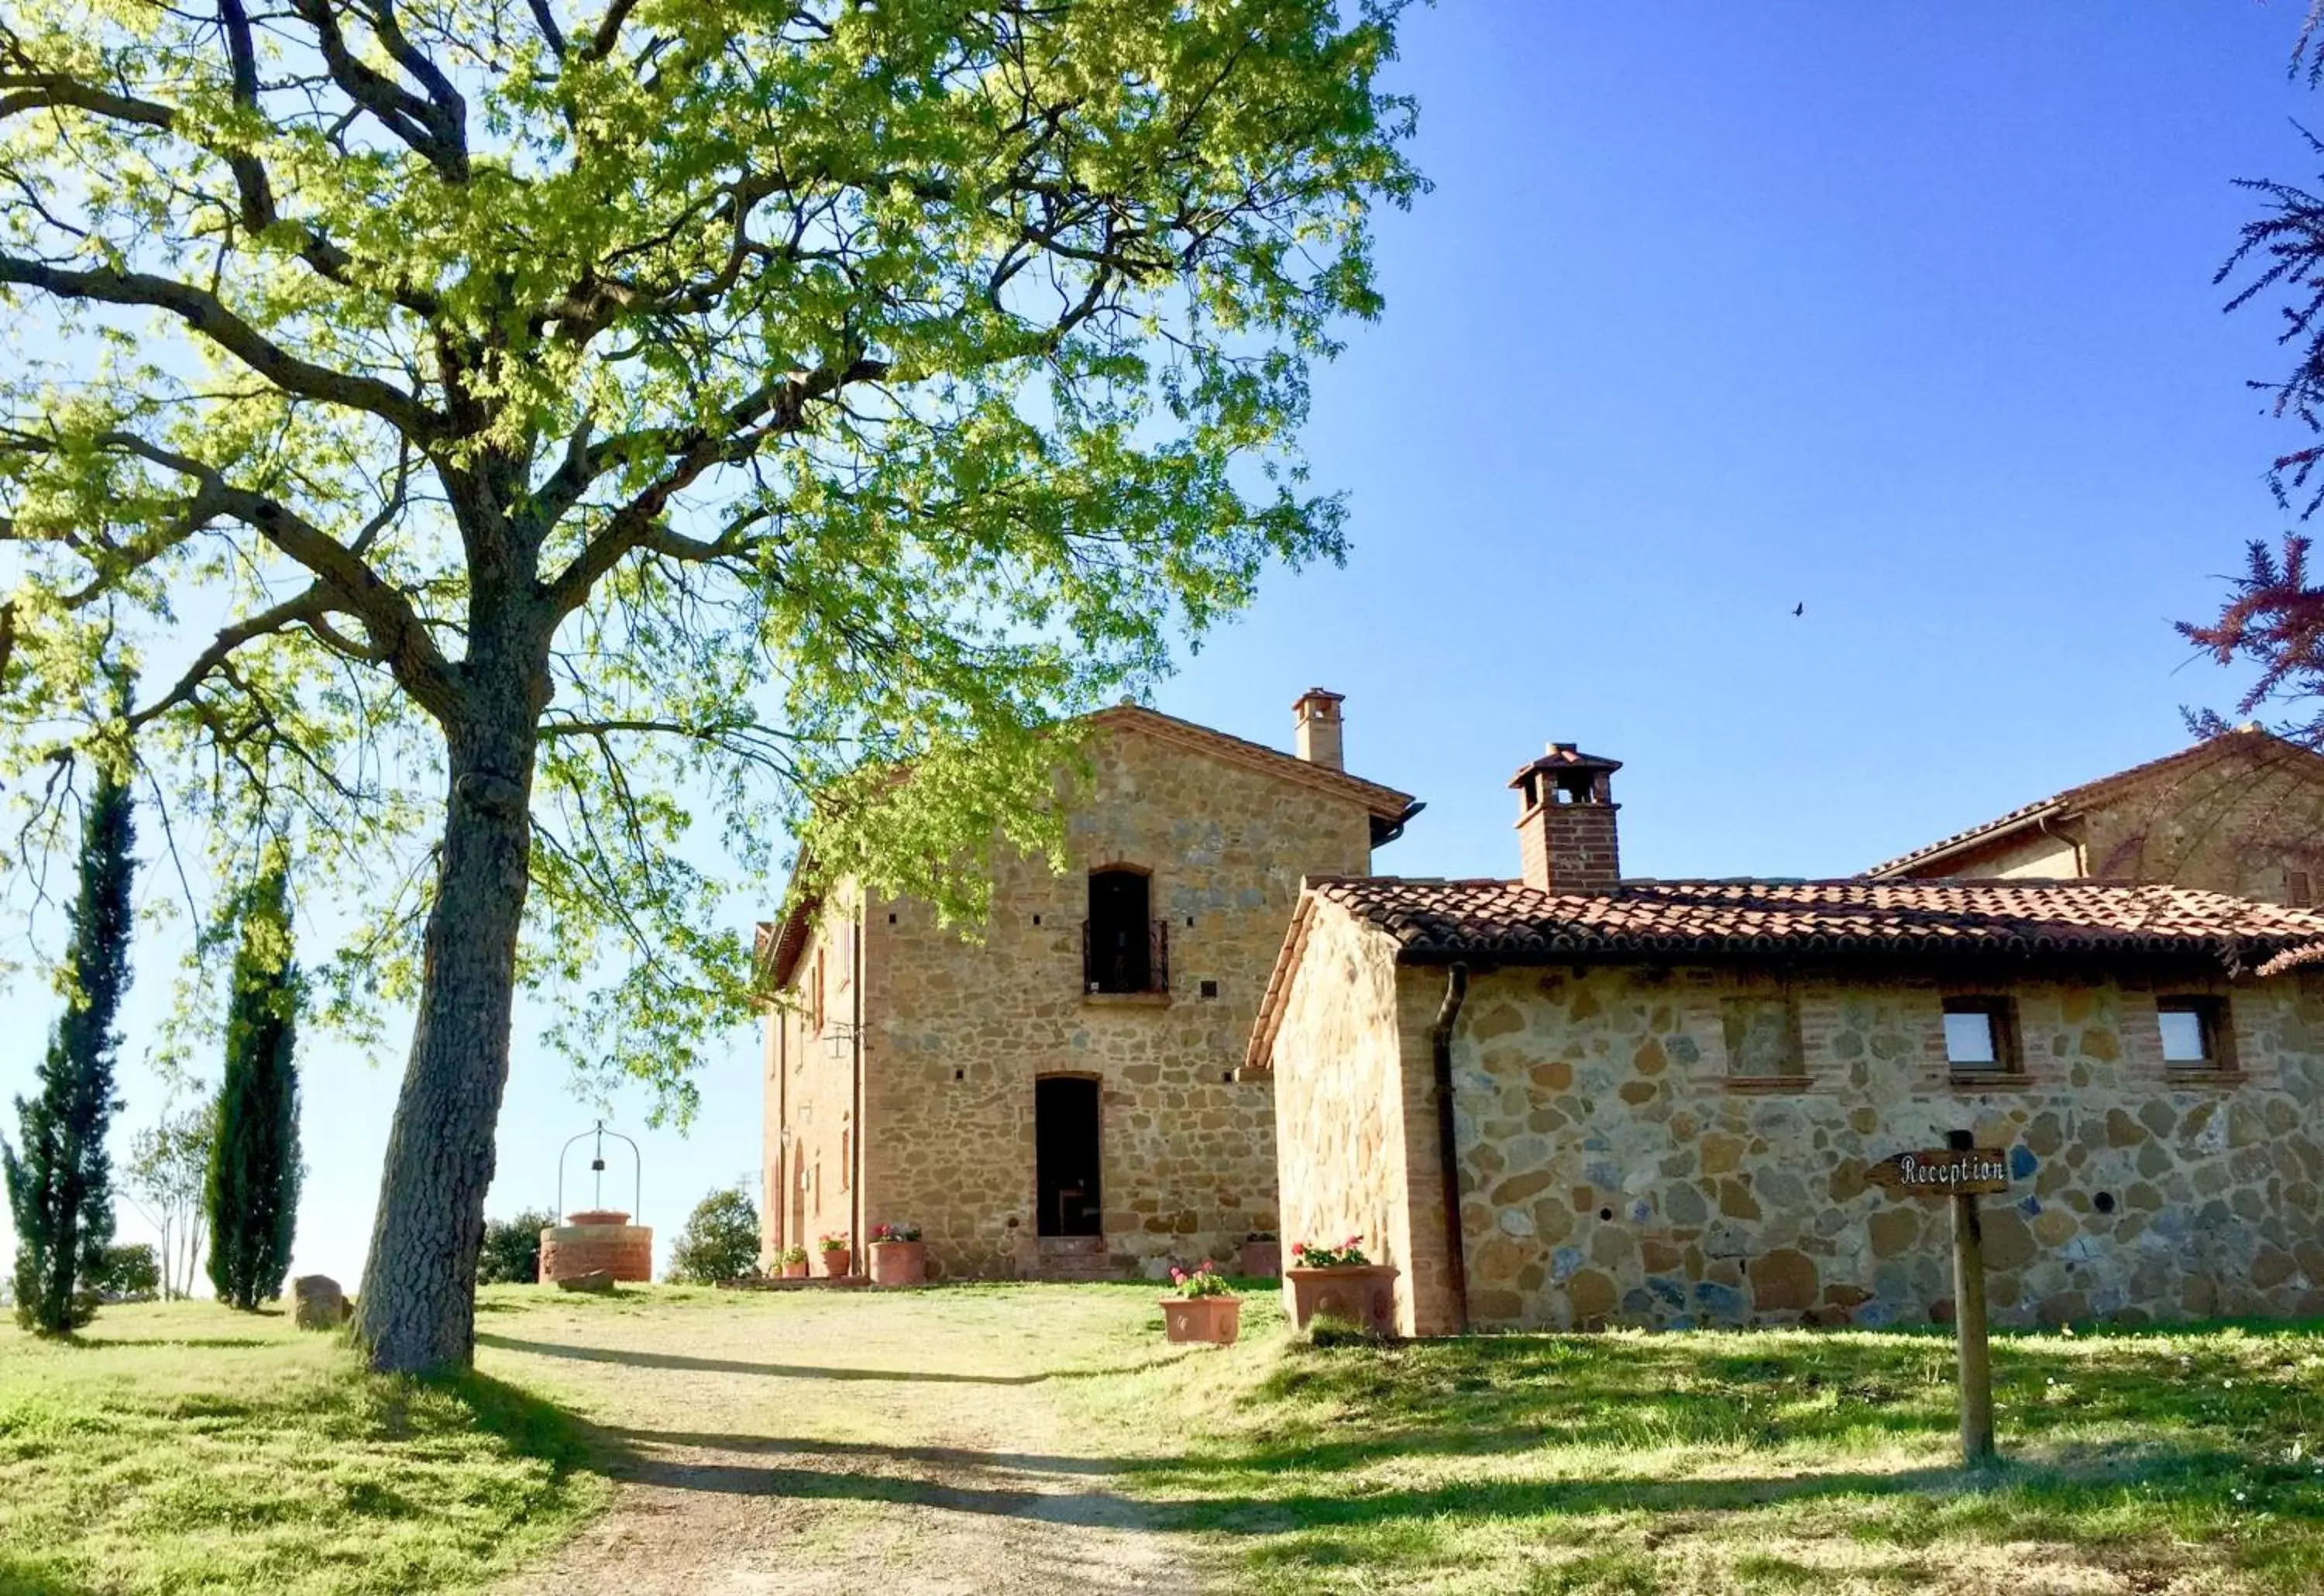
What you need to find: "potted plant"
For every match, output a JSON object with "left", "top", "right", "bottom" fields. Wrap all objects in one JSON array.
[
  {"left": 1159, "top": 1260, "right": 1241, "bottom": 1346},
  {"left": 868, "top": 1222, "right": 927, "bottom": 1286},
  {"left": 1239, "top": 1230, "right": 1281, "bottom": 1278},
  {"left": 816, "top": 1232, "right": 852, "bottom": 1278},
  {"left": 779, "top": 1245, "right": 810, "bottom": 1280},
  {"left": 1284, "top": 1235, "right": 1398, "bottom": 1336}
]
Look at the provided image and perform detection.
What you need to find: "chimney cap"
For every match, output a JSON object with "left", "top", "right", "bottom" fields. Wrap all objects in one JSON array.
[
  {"left": 1508, "top": 741, "right": 1622, "bottom": 789},
  {"left": 1293, "top": 686, "right": 1346, "bottom": 711}
]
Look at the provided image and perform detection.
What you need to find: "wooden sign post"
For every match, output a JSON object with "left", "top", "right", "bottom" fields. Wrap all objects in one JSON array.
[{"left": 1864, "top": 1131, "right": 2009, "bottom": 1466}]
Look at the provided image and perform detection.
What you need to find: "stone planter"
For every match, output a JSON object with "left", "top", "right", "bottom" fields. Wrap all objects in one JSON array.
[
  {"left": 1239, "top": 1239, "right": 1282, "bottom": 1278},
  {"left": 539, "top": 1210, "right": 654, "bottom": 1285},
  {"left": 1284, "top": 1264, "right": 1399, "bottom": 1336},
  {"left": 1160, "top": 1295, "right": 1242, "bottom": 1345},
  {"left": 782, "top": 1259, "right": 809, "bottom": 1280},
  {"left": 868, "top": 1240, "right": 927, "bottom": 1286},
  {"left": 818, "top": 1246, "right": 852, "bottom": 1278}
]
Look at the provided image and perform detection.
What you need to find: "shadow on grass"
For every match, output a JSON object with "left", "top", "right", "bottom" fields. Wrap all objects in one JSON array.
[
  {"left": 75, "top": 1335, "right": 284, "bottom": 1351},
  {"left": 521, "top": 1320, "right": 2324, "bottom": 1591},
  {"left": 0, "top": 1551, "right": 91, "bottom": 1596},
  {"left": 433, "top": 1365, "right": 602, "bottom": 1484},
  {"left": 476, "top": 1330, "right": 1198, "bottom": 1387},
  {"left": 594, "top": 1426, "right": 2288, "bottom": 1552},
  {"left": 1188, "top": 1324, "right": 2324, "bottom": 1479},
  {"left": 602, "top": 1424, "right": 1135, "bottom": 1477}
]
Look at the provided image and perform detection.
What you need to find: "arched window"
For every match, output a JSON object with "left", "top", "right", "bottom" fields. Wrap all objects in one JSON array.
[{"left": 1084, "top": 867, "right": 1159, "bottom": 993}]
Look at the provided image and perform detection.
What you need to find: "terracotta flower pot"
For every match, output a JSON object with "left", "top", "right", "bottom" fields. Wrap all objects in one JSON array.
[
  {"left": 782, "top": 1259, "right": 809, "bottom": 1279},
  {"left": 1239, "top": 1239, "right": 1282, "bottom": 1278},
  {"left": 1160, "top": 1295, "right": 1241, "bottom": 1345},
  {"left": 1284, "top": 1264, "right": 1399, "bottom": 1336},
  {"left": 868, "top": 1240, "right": 927, "bottom": 1286},
  {"left": 818, "top": 1247, "right": 852, "bottom": 1278}
]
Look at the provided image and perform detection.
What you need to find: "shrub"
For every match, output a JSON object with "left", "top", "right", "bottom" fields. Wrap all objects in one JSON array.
[
  {"left": 96, "top": 1243, "right": 160, "bottom": 1302},
  {"left": 477, "top": 1209, "right": 556, "bottom": 1285},
  {"left": 669, "top": 1188, "right": 762, "bottom": 1284},
  {"left": 869, "top": 1221, "right": 921, "bottom": 1243}
]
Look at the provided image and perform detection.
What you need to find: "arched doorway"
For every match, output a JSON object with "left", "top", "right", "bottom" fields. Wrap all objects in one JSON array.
[{"left": 1035, "top": 1075, "right": 1102, "bottom": 1237}]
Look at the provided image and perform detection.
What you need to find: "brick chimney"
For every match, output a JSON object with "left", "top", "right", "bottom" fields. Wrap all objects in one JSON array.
[
  {"left": 1511, "top": 742, "right": 1623, "bottom": 894},
  {"left": 1294, "top": 688, "right": 1346, "bottom": 771}
]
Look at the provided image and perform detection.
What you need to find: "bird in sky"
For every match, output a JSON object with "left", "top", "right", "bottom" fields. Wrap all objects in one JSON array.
[{"left": 1792, "top": 602, "right": 1805, "bottom": 617}]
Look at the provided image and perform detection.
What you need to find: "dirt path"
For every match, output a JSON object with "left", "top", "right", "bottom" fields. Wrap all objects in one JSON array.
[{"left": 484, "top": 1286, "right": 1200, "bottom": 1595}]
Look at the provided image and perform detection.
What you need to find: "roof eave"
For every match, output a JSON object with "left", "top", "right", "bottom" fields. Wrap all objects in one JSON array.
[{"left": 1862, "top": 803, "right": 2068, "bottom": 880}]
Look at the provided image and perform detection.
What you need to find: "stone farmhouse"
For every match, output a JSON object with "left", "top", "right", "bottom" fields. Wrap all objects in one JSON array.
[
  {"left": 1865, "top": 726, "right": 2324, "bottom": 904},
  {"left": 756, "top": 693, "right": 1418, "bottom": 1280},
  {"left": 1246, "top": 741, "right": 2324, "bottom": 1337}
]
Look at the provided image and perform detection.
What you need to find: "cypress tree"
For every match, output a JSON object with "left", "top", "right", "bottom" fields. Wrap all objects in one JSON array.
[
  {"left": 3, "top": 765, "right": 137, "bottom": 1333},
  {"left": 206, "top": 863, "right": 301, "bottom": 1311}
]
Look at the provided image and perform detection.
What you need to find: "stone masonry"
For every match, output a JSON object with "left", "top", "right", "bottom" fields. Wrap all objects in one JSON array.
[
  {"left": 1267, "top": 907, "right": 2324, "bottom": 1337},
  {"left": 761, "top": 700, "right": 1413, "bottom": 1280},
  {"left": 1253, "top": 738, "right": 2324, "bottom": 1337},
  {"left": 1437, "top": 962, "right": 2324, "bottom": 1333},
  {"left": 1870, "top": 727, "right": 2324, "bottom": 905}
]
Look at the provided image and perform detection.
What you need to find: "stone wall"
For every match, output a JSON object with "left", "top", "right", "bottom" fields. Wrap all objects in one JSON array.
[
  {"left": 854, "top": 721, "right": 1379, "bottom": 1278},
  {"left": 760, "top": 884, "right": 865, "bottom": 1267},
  {"left": 1272, "top": 938, "right": 2324, "bottom": 1333},
  {"left": 1911, "top": 738, "right": 2324, "bottom": 905},
  {"left": 1268, "top": 904, "right": 1458, "bottom": 1333}
]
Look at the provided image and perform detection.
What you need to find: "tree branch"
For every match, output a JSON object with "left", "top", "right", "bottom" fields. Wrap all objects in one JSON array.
[
  {"left": 91, "top": 433, "right": 462, "bottom": 719},
  {"left": 0, "top": 256, "right": 444, "bottom": 437},
  {"left": 284, "top": 0, "right": 470, "bottom": 181},
  {"left": 126, "top": 584, "right": 338, "bottom": 731},
  {"left": 538, "top": 356, "right": 886, "bottom": 615}
]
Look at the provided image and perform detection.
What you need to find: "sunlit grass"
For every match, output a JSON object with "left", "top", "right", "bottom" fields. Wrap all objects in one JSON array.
[
  {"left": 1063, "top": 1315, "right": 2324, "bottom": 1593},
  {"left": 0, "top": 1300, "right": 607, "bottom": 1596},
  {"left": 12, "top": 1285, "right": 2324, "bottom": 1594}
]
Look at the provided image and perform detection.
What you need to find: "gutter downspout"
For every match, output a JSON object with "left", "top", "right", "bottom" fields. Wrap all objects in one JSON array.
[
  {"left": 2035, "top": 812, "right": 2089, "bottom": 877},
  {"left": 1430, "top": 962, "right": 1472, "bottom": 1334}
]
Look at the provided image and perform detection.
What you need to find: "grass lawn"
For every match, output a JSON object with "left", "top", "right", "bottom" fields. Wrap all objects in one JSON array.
[
  {"left": 1075, "top": 1307, "right": 2324, "bottom": 1594},
  {"left": 9, "top": 1285, "right": 2324, "bottom": 1594},
  {"left": 0, "top": 1300, "right": 606, "bottom": 1596}
]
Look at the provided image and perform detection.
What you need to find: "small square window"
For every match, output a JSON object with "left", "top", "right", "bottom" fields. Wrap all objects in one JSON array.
[
  {"left": 1943, "top": 997, "right": 2017, "bottom": 1074},
  {"left": 1198, "top": 979, "right": 1220, "bottom": 1000},
  {"left": 1721, "top": 996, "right": 1801, "bottom": 1080},
  {"left": 2157, "top": 996, "right": 2230, "bottom": 1071}
]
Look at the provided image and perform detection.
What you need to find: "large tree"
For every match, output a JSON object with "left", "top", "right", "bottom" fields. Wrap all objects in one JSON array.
[
  {"left": 207, "top": 862, "right": 301, "bottom": 1311},
  {"left": 2, "top": 764, "right": 136, "bottom": 1333},
  {"left": 0, "top": 1, "right": 1418, "bottom": 1369}
]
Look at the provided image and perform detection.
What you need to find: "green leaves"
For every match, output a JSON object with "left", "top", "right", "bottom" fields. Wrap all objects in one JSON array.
[{"left": 0, "top": 0, "right": 1422, "bottom": 1110}]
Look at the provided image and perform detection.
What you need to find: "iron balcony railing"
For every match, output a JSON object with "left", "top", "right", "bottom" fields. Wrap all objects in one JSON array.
[{"left": 1082, "top": 917, "right": 1169, "bottom": 996}]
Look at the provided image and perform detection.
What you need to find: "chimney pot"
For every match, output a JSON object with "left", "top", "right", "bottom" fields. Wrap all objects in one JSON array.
[
  {"left": 1510, "top": 741, "right": 1622, "bottom": 893},
  {"left": 1294, "top": 687, "right": 1346, "bottom": 771}
]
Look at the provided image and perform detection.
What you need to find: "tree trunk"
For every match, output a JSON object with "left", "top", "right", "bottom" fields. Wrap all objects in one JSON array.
[{"left": 353, "top": 704, "right": 536, "bottom": 1374}]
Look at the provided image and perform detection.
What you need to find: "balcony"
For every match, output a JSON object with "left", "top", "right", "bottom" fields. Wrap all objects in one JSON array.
[{"left": 1082, "top": 917, "right": 1170, "bottom": 998}]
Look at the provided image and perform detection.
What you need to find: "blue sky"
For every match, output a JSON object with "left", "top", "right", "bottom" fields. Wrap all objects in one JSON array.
[{"left": 8, "top": 3, "right": 2316, "bottom": 1286}]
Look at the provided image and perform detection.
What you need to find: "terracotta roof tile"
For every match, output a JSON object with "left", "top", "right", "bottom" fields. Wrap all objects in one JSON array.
[{"left": 1303, "top": 875, "right": 2324, "bottom": 968}]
